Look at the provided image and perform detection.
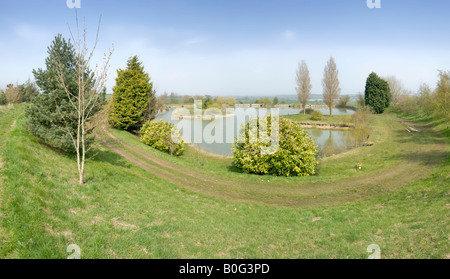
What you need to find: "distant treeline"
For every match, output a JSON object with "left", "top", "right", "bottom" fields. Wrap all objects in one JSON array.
[
  {"left": 0, "top": 80, "right": 39, "bottom": 105},
  {"left": 153, "top": 92, "right": 358, "bottom": 108}
]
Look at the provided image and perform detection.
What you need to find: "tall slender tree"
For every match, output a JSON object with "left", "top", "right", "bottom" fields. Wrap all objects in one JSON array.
[
  {"left": 322, "top": 57, "right": 341, "bottom": 116},
  {"left": 108, "top": 56, "right": 156, "bottom": 131},
  {"left": 435, "top": 70, "right": 449, "bottom": 129},
  {"left": 27, "top": 27, "right": 111, "bottom": 185},
  {"left": 296, "top": 60, "right": 312, "bottom": 115},
  {"left": 53, "top": 15, "right": 113, "bottom": 185}
]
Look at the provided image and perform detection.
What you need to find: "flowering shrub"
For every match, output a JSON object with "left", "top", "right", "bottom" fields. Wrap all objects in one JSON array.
[
  {"left": 232, "top": 115, "right": 317, "bottom": 176},
  {"left": 140, "top": 120, "right": 184, "bottom": 156}
]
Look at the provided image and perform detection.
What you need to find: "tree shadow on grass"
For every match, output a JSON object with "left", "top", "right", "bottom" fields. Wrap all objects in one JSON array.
[
  {"left": 226, "top": 163, "right": 243, "bottom": 174},
  {"left": 392, "top": 128, "right": 447, "bottom": 146},
  {"left": 387, "top": 148, "right": 447, "bottom": 168},
  {"left": 89, "top": 148, "right": 132, "bottom": 169}
]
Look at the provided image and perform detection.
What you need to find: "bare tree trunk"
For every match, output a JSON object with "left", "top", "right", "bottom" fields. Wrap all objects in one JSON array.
[
  {"left": 80, "top": 122, "right": 85, "bottom": 184},
  {"left": 322, "top": 57, "right": 340, "bottom": 118},
  {"left": 55, "top": 13, "right": 113, "bottom": 185},
  {"left": 296, "top": 60, "right": 312, "bottom": 115}
]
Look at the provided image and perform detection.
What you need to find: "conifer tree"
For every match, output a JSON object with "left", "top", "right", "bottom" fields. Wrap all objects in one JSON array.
[
  {"left": 364, "top": 72, "right": 391, "bottom": 114},
  {"left": 21, "top": 79, "right": 40, "bottom": 103},
  {"left": 108, "top": 56, "right": 156, "bottom": 131},
  {"left": 27, "top": 29, "right": 110, "bottom": 185},
  {"left": 26, "top": 34, "right": 85, "bottom": 152}
]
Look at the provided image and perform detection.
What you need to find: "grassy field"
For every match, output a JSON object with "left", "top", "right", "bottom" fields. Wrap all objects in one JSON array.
[
  {"left": 284, "top": 113, "right": 353, "bottom": 125},
  {"left": 0, "top": 105, "right": 448, "bottom": 258}
]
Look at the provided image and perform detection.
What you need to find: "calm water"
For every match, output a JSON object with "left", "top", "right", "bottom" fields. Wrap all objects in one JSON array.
[{"left": 155, "top": 107, "right": 355, "bottom": 157}]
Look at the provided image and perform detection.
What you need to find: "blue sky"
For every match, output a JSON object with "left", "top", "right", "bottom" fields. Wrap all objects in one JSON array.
[{"left": 0, "top": 0, "right": 449, "bottom": 96}]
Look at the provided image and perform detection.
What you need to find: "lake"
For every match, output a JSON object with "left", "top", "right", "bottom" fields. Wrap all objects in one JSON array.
[{"left": 155, "top": 107, "right": 355, "bottom": 157}]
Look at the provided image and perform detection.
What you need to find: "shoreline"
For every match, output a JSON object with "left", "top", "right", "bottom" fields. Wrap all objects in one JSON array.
[
  {"left": 173, "top": 113, "right": 236, "bottom": 120},
  {"left": 299, "top": 121, "right": 354, "bottom": 130}
]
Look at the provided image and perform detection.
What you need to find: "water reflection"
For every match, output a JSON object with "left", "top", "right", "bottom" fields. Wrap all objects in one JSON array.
[
  {"left": 310, "top": 128, "right": 323, "bottom": 139},
  {"left": 155, "top": 108, "right": 355, "bottom": 157}
]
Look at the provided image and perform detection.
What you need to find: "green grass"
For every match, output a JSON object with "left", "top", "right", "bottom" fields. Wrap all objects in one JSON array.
[
  {"left": 100, "top": 112, "right": 445, "bottom": 208},
  {"left": 0, "top": 105, "right": 448, "bottom": 258},
  {"left": 284, "top": 113, "right": 352, "bottom": 124}
]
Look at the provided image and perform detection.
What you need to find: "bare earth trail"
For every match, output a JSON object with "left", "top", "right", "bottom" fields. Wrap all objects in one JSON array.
[{"left": 95, "top": 115, "right": 446, "bottom": 208}]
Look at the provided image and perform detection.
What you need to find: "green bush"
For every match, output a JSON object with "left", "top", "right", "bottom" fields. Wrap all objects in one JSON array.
[
  {"left": 0, "top": 92, "right": 7, "bottom": 105},
  {"left": 310, "top": 110, "right": 323, "bottom": 120},
  {"left": 140, "top": 120, "right": 184, "bottom": 156},
  {"left": 232, "top": 115, "right": 317, "bottom": 176}
]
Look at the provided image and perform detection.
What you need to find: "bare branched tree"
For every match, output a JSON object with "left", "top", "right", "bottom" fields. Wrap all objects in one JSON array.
[
  {"left": 384, "top": 75, "right": 408, "bottom": 105},
  {"left": 435, "top": 70, "right": 449, "bottom": 129},
  {"left": 5, "top": 83, "right": 23, "bottom": 104},
  {"left": 322, "top": 56, "right": 341, "bottom": 116},
  {"left": 54, "top": 13, "right": 113, "bottom": 184},
  {"left": 296, "top": 60, "right": 312, "bottom": 115}
]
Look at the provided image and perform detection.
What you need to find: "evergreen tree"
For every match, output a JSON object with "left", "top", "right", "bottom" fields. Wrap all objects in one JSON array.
[
  {"left": 26, "top": 34, "right": 83, "bottom": 152},
  {"left": 364, "top": 72, "right": 391, "bottom": 114},
  {"left": 20, "top": 79, "right": 40, "bottom": 103},
  {"left": 108, "top": 56, "right": 156, "bottom": 131}
]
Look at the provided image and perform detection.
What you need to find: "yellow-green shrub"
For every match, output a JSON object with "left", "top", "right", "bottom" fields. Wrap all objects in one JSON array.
[
  {"left": 311, "top": 110, "right": 323, "bottom": 120},
  {"left": 140, "top": 120, "right": 184, "bottom": 156},
  {"left": 232, "top": 115, "right": 317, "bottom": 176}
]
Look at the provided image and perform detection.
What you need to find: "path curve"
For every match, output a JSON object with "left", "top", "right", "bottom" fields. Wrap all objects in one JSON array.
[{"left": 95, "top": 117, "right": 446, "bottom": 208}]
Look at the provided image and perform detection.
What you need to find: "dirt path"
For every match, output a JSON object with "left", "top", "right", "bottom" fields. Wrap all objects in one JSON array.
[{"left": 96, "top": 117, "right": 446, "bottom": 208}]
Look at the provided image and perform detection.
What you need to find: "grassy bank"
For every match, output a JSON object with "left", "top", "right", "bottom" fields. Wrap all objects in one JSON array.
[
  {"left": 283, "top": 113, "right": 355, "bottom": 129},
  {"left": 99, "top": 111, "right": 444, "bottom": 207},
  {"left": 284, "top": 113, "right": 353, "bottom": 125},
  {"left": 0, "top": 106, "right": 448, "bottom": 258}
]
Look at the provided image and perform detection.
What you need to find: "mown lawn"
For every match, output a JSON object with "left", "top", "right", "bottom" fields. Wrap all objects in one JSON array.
[{"left": 0, "top": 105, "right": 448, "bottom": 258}]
